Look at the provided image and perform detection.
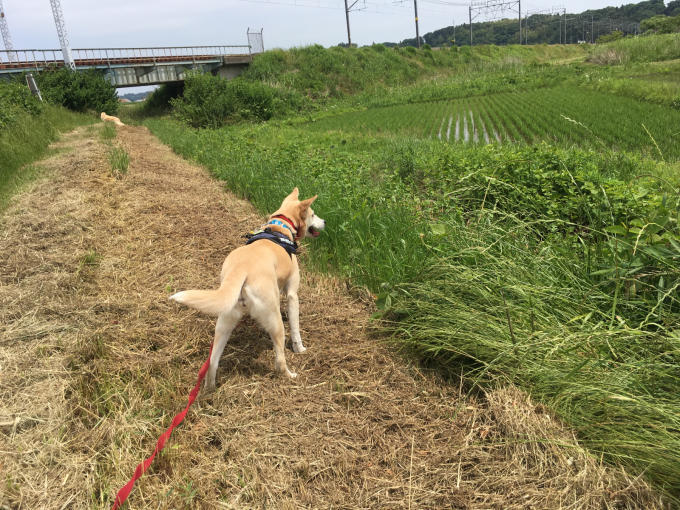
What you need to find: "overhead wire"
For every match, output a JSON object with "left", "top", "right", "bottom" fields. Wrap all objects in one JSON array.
[{"left": 234, "top": 0, "right": 460, "bottom": 16}]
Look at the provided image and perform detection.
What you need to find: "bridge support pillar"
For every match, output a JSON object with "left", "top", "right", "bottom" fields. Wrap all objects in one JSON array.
[{"left": 216, "top": 63, "right": 248, "bottom": 80}]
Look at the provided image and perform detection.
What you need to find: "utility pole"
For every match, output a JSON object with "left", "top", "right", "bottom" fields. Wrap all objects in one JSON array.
[
  {"left": 452, "top": 18, "right": 455, "bottom": 46},
  {"left": 49, "top": 0, "right": 75, "bottom": 70},
  {"left": 344, "top": 0, "right": 352, "bottom": 46},
  {"left": 469, "top": 5, "right": 472, "bottom": 46},
  {"left": 414, "top": 0, "right": 421, "bottom": 48},
  {"left": 0, "top": 0, "right": 16, "bottom": 62},
  {"left": 591, "top": 15, "right": 594, "bottom": 43},
  {"left": 343, "top": 0, "right": 364, "bottom": 47},
  {"left": 518, "top": 0, "right": 521, "bottom": 44}
]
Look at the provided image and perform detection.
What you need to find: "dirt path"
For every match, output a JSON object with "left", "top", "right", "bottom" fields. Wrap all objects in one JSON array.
[{"left": 0, "top": 124, "right": 662, "bottom": 509}]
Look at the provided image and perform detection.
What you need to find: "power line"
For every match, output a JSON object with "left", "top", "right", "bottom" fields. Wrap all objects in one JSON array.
[
  {"left": 469, "top": 0, "right": 521, "bottom": 46},
  {"left": 234, "top": 0, "right": 455, "bottom": 16}
]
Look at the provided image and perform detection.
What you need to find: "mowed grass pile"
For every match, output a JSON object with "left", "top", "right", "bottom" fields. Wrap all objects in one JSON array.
[
  {"left": 0, "top": 80, "right": 93, "bottom": 207},
  {"left": 146, "top": 118, "right": 680, "bottom": 502}
]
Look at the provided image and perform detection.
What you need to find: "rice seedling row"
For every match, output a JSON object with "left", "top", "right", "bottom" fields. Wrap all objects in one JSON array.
[
  {"left": 483, "top": 93, "right": 529, "bottom": 143},
  {"left": 504, "top": 92, "right": 560, "bottom": 144},
  {"left": 477, "top": 95, "right": 507, "bottom": 143}
]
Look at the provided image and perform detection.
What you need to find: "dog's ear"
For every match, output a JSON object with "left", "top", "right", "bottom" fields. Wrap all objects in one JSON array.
[
  {"left": 287, "top": 188, "right": 300, "bottom": 201},
  {"left": 299, "top": 195, "right": 317, "bottom": 211}
]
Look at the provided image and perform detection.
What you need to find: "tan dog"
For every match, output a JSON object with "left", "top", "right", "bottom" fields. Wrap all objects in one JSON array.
[
  {"left": 170, "top": 188, "right": 325, "bottom": 388},
  {"left": 100, "top": 111, "right": 125, "bottom": 126}
]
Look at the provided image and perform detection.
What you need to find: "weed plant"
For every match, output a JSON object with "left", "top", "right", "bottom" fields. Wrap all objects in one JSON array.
[
  {"left": 100, "top": 123, "right": 116, "bottom": 142},
  {"left": 108, "top": 146, "right": 129, "bottom": 176},
  {"left": 146, "top": 118, "right": 680, "bottom": 502}
]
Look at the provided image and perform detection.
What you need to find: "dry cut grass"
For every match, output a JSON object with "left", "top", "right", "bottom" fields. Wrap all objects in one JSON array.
[{"left": 0, "top": 123, "right": 666, "bottom": 508}]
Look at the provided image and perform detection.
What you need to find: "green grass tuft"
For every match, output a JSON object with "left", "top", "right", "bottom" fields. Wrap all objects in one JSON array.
[
  {"left": 108, "top": 146, "right": 129, "bottom": 176},
  {"left": 100, "top": 123, "right": 116, "bottom": 142}
]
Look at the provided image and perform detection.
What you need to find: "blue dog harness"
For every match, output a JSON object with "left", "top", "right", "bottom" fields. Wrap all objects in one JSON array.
[{"left": 245, "top": 228, "right": 298, "bottom": 257}]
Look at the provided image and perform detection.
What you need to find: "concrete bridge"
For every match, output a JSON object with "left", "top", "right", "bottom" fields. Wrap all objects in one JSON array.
[{"left": 0, "top": 43, "right": 260, "bottom": 87}]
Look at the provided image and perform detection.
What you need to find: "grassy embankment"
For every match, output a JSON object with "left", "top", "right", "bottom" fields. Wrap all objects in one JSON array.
[
  {"left": 0, "top": 81, "right": 94, "bottom": 209},
  {"left": 242, "top": 43, "right": 586, "bottom": 104},
  {"left": 141, "top": 39, "right": 680, "bottom": 503},
  {"left": 583, "top": 33, "right": 680, "bottom": 107}
]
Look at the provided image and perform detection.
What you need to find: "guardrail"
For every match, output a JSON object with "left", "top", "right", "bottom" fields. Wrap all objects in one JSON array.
[{"left": 0, "top": 45, "right": 252, "bottom": 69}]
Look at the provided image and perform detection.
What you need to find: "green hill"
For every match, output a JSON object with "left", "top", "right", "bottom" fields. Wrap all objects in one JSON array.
[{"left": 392, "top": 0, "right": 680, "bottom": 47}]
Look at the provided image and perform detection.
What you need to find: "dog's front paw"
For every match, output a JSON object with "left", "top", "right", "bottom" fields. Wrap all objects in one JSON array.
[{"left": 203, "top": 379, "right": 216, "bottom": 393}]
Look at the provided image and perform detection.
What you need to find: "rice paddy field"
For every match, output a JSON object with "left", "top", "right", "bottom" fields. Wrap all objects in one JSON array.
[{"left": 309, "top": 86, "right": 680, "bottom": 159}]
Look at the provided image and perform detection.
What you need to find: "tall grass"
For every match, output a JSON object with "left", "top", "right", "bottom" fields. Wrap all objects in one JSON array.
[
  {"left": 589, "top": 33, "right": 680, "bottom": 64},
  {"left": 386, "top": 213, "right": 680, "bottom": 496},
  {"left": 146, "top": 118, "right": 680, "bottom": 502},
  {"left": 0, "top": 105, "right": 93, "bottom": 208}
]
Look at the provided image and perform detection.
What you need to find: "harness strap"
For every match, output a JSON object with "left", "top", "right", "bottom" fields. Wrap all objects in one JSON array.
[{"left": 245, "top": 228, "right": 298, "bottom": 257}]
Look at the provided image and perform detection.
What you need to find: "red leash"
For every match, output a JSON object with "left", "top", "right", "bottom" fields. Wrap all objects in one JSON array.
[{"left": 112, "top": 344, "right": 213, "bottom": 509}]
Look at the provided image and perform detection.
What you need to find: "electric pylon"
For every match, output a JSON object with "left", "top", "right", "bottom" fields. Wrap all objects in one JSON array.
[
  {"left": 49, "top": 0, "right": 75, "bottom": 70},
  {"left": 0, "top": 0, "right": 17, "bottom": 61}
]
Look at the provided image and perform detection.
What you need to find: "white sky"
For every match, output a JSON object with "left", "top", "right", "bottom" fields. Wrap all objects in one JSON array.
[{"left": 4, "top": 0, "right": 648, "bottom": 50}]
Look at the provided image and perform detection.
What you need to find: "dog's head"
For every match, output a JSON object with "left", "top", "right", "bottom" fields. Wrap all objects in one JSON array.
[{"left": 275, "top": 188, "right": 325, "bottom": 239}]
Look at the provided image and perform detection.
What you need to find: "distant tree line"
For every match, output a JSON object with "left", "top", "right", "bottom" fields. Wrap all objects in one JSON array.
[{"left": 381, "top": 0, "right": 680, "bottom": 47}]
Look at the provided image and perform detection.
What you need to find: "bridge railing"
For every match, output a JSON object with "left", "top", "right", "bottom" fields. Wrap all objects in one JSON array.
[{"left": 0, "top": 45, "right": 252, "bottom": 68}]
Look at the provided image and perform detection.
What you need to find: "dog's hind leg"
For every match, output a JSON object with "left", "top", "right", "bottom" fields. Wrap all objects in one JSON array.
[
  {"left": 246, "top": 283, "right": 297, "bottom": 379},
  {"left": 269, "top": 315, "right": 296, "bottom": 378},
  {"left": 205, "top": 309, "right": 242, "bottom": 391}
]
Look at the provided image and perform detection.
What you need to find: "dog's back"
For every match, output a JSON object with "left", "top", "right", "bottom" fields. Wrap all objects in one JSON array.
[
  {"left": 100, "top": 112, "right": 125, "bottom": 127},
  {"left": 170, "top": 188, "right": 324, "bottom": 385}
]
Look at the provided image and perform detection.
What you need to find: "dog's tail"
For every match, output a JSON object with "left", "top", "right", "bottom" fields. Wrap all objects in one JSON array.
[{"left": 170, "top": 271, "right": 246, "bottom": 316}]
